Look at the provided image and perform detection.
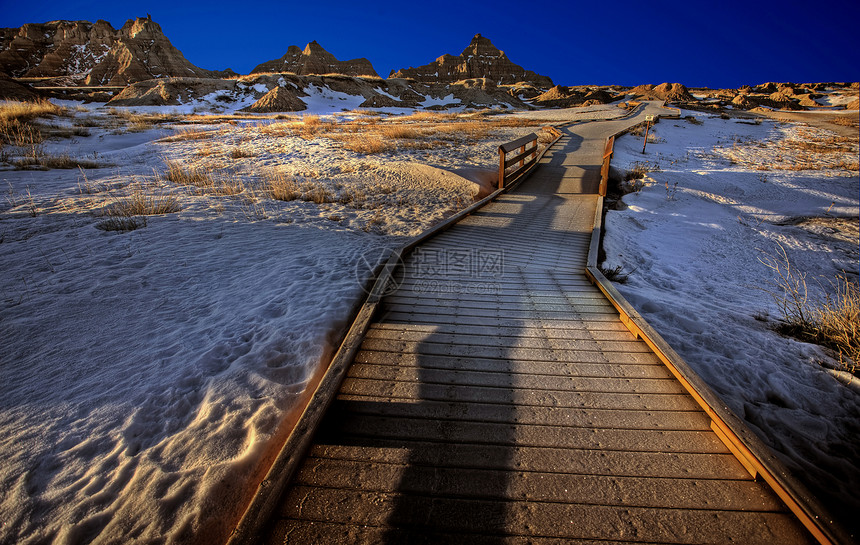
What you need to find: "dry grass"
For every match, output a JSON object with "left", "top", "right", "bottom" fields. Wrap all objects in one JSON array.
[
  {"left": 163, "top": 160, "right": 245, "bottom": 196},
  {"left": 363, "top": 209, "right": 385, "bottom": 232},
  {"left": 165, "top": 161, "right": 213, "bottom": 187},
  {"left": 74, "top": 117, "right": 102, "bottom": 128},
  {"left": 105, "top": 184, "right": 181, "bottom": 217},
  {"left": 760, "top": 246, "right": 860, "bottom": 373},
  {"left": 537, "top": 128, "right": 558, "bottom": 144},
  {"left": 27, "top": 154, "right": 102, "bottom": 170},
  {"left": 431, "top": 121, "right": 493, "bottom": 141},
  {"left": 265, "top": 170, "right": 302, "bottom": 201},
  {"left": 108, "top": 109, "right": 180, "bottom": 133},
  {"left": 247, "top": 111, "right": 549, "bottom": 155},
  {"left": 805, "top": 276, "right": 860, "bottom": 372},
  {"left": 0, "top": 99, "right": 64, "bottom": 123},
  {"left": 301, "top": 183, "right": 335, "bottom": 204},
  {"left": 211, "top": 179, "right": 245, "bottom": 196},
  {"left": 43, "top": 126, "right": 91, "bottom": 138},
  {"left": 298, "top": 115, "right": 338, "bottom": 139},
  {"left": 338, "top": 185, "right": 367, "bottom": 207},
  {"left": 378, "top": 125, "right": 426, "bottom": 139},
  {"left": 329, "top": 133, "right": 395, "bottom": 154},
  {"left": 96, "top": 216, "right": 147, "bottom": 232},
  {"left": 259, "top": 122, "right": 297, "bottom": 137},
  {"left": 395, "top": 111, "right": 459, "bottom": 123},
  {"left": 263, "top": 170, "right": 335, "bottom": 203},
  {"left": 196, "top": 143, "right": 216, "bottom": 157},
  {"left": 229, "top": 147, "right": 256, "bottom": 159},
  {"left": 624, "top": 161, "right": 662, "bottom": 181},
  {"left": 830, "top": 116, "right": 858, "bottom": 127},
  {"left": 159, "top": 128, "right": 218, "bottom": 142},
  {"left": 0, "top": 118, "right": 44, "bottom": 157},
  {"left": 1, "top": 113, "right": 107, "bottom": 169},
  {"left": 717, "top": 126, "right": 859, "bottom": 172}
]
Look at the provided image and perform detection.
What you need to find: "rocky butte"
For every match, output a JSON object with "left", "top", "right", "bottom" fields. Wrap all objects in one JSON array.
[
  {"left": 391, "top": 34, "right": 553, "bottom": 88},
  {"left": 251, "top": 41, "right": 379, "bottom": 78},
  {"left": 0, "top": 16, "right": 215, "bottom": 86}
]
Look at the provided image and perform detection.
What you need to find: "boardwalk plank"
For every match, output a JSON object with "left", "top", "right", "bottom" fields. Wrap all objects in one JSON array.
[
  {"left": 340, "top": 378, "right": 698, "bottom": 410},
  {"left": 367, "top": 322, "right": 640, "bottom": 341},
  {"left": 379, "top": 314, "right": 631, "bottom": 330},
  {"left": 307, "top": 442, "right": 752, "bottom": 480},
  {"left": 295, "top": 457, "right": 785, "bottom": 511},
  {"left": 363, "top": 328, "right": 653, "bottom": 352},
  {"left": 331, "top": 396, "right": 710, "bottom": 430},
  {"left": 345, "top": 364, "right": 683, "bottom": 394},
  {"left": 320, "top": 412, "right": 729, "bottom": 453},
  {"left": 277, "top": 487, "right": 809, "bottom": 544},
  {"left": 354, "top": 351, "right": 666, "bottom": 377},
  {"left": 357, "top": 338, "right": 662, "bottom": 364}
]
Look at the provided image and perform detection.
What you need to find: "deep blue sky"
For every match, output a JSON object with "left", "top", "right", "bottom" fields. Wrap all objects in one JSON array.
[{"left": 2, "top": 0, "right": 858, "bottom": 88}]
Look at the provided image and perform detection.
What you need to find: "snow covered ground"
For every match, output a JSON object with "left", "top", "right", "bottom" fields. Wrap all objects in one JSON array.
[
  {"left": 602, "top": 111, "right": 860, "bottom": 533},
  {"left": 0, "top": 100, "right": 623, "bottom": 544}
]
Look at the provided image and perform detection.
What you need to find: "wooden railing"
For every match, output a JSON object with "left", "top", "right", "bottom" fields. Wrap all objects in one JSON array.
[
  {"left": 498, "top": 127, "right": 563, "bottom": 190},
  {"left": 585, "top": 112, "right": 849, "bottom": 545},
  {"left": 599, "top": 135, "right": 614, "bottom": 196},
  {"left": 498, "top": 133, "right": 537, "bottom": 189}
]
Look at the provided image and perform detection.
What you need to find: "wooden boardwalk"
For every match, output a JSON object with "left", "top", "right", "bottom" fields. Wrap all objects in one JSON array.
[{"left": 257, "top": 108, "right": 816, "bottom": 544}]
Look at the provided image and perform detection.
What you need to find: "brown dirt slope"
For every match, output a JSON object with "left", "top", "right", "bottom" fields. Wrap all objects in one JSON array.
[
  {"left": 0, "top": 71, "right": 41, "bottom": 100},
  {"left": 244, "top": 86, "right": 308, "bottom": 112},
  {"left": 629, "top": 83, "right": 693, "bottom": 102}
]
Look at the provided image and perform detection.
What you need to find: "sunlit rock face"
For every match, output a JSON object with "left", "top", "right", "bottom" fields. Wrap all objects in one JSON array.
[{"left": 0, "top": 17, "right": 213, "bottom": 85}]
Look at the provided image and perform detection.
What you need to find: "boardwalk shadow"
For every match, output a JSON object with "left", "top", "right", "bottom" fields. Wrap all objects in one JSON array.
[{"left": 368, "top": 125, "right": 598, "bottom": 541}]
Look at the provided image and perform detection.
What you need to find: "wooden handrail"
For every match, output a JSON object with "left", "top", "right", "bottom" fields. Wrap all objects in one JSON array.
[
  {"left": 586, "top": 110, "right": 850, "bottom": 545},
  {"left": 499, "top": 133, "right": 538, "bottom": 153},
  {"left": 498, "top": 132, "right": 538, "bottom": 189}
]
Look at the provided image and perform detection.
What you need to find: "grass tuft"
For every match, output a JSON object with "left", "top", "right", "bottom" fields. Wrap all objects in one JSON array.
[
  {"left": 624, "top": 161, "right": 661, "bottom": 182},
  {"left": 266, "top": 171, "right": 302, "bottom": 201},
  {"left": 106, "top": 185, "right": 181, "bottom": 217},
  {"left": 230, "top": 147, "right": 256, "bottom": 159},
  {"left": 0, "top": 99, "right": 64, "bottom": 124},
  {"left": 165, "top": 161, "right": 213, "bottom": 187},
  {"left": 96, "top": 216, "right": 147, "bottom": 232},
  {"left": 759, "top": 245, "right": 860, "bottom": 373},
  {"left": 330, "top": 133, "right": 394, "bottom": 154}
]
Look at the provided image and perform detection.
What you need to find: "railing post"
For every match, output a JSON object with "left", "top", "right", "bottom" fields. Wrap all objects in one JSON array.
[
  {"left": 599, "top": 135, "right": 614, "bottom": 197},
  {"left": 498, "top": 147, "right": 506, "bottom": 190}
]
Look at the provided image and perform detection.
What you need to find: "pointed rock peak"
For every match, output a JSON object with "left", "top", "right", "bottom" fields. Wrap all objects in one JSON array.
[
  {"left": 123, "top": 16, "right": 164, "bottom": 39},
  {"left": 391, "top": 32, "right": 552, "bottom": 87},
  {"left": 303, "top": 41, "right": 329, "bottom": 56},
  {"left": 462, "top": 33, "right": 501, "bottom": 57}
]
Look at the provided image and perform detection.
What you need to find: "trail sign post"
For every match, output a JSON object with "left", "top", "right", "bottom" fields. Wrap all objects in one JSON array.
[{"left": 642, "top": 115, "right": 655, "bottom": 154}]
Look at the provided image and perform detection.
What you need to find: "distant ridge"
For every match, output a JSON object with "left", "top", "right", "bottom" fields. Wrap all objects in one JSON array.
[
  {"left": 251, "top": 41, "right": 379, "bottom": 78},
  {"left": 0, "top": 16, "right": 213, "bottom": 85},
  {"left": 391, "top": 34, "right": 553, "bottom": 88}
]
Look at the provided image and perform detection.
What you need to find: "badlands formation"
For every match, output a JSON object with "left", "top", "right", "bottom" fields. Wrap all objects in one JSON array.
[
  {"left": 0, "top": 16, "right": 857, "bottom": 112},
  {"left": 0, "top": 17, "right": 219, "bottom": 86}
]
